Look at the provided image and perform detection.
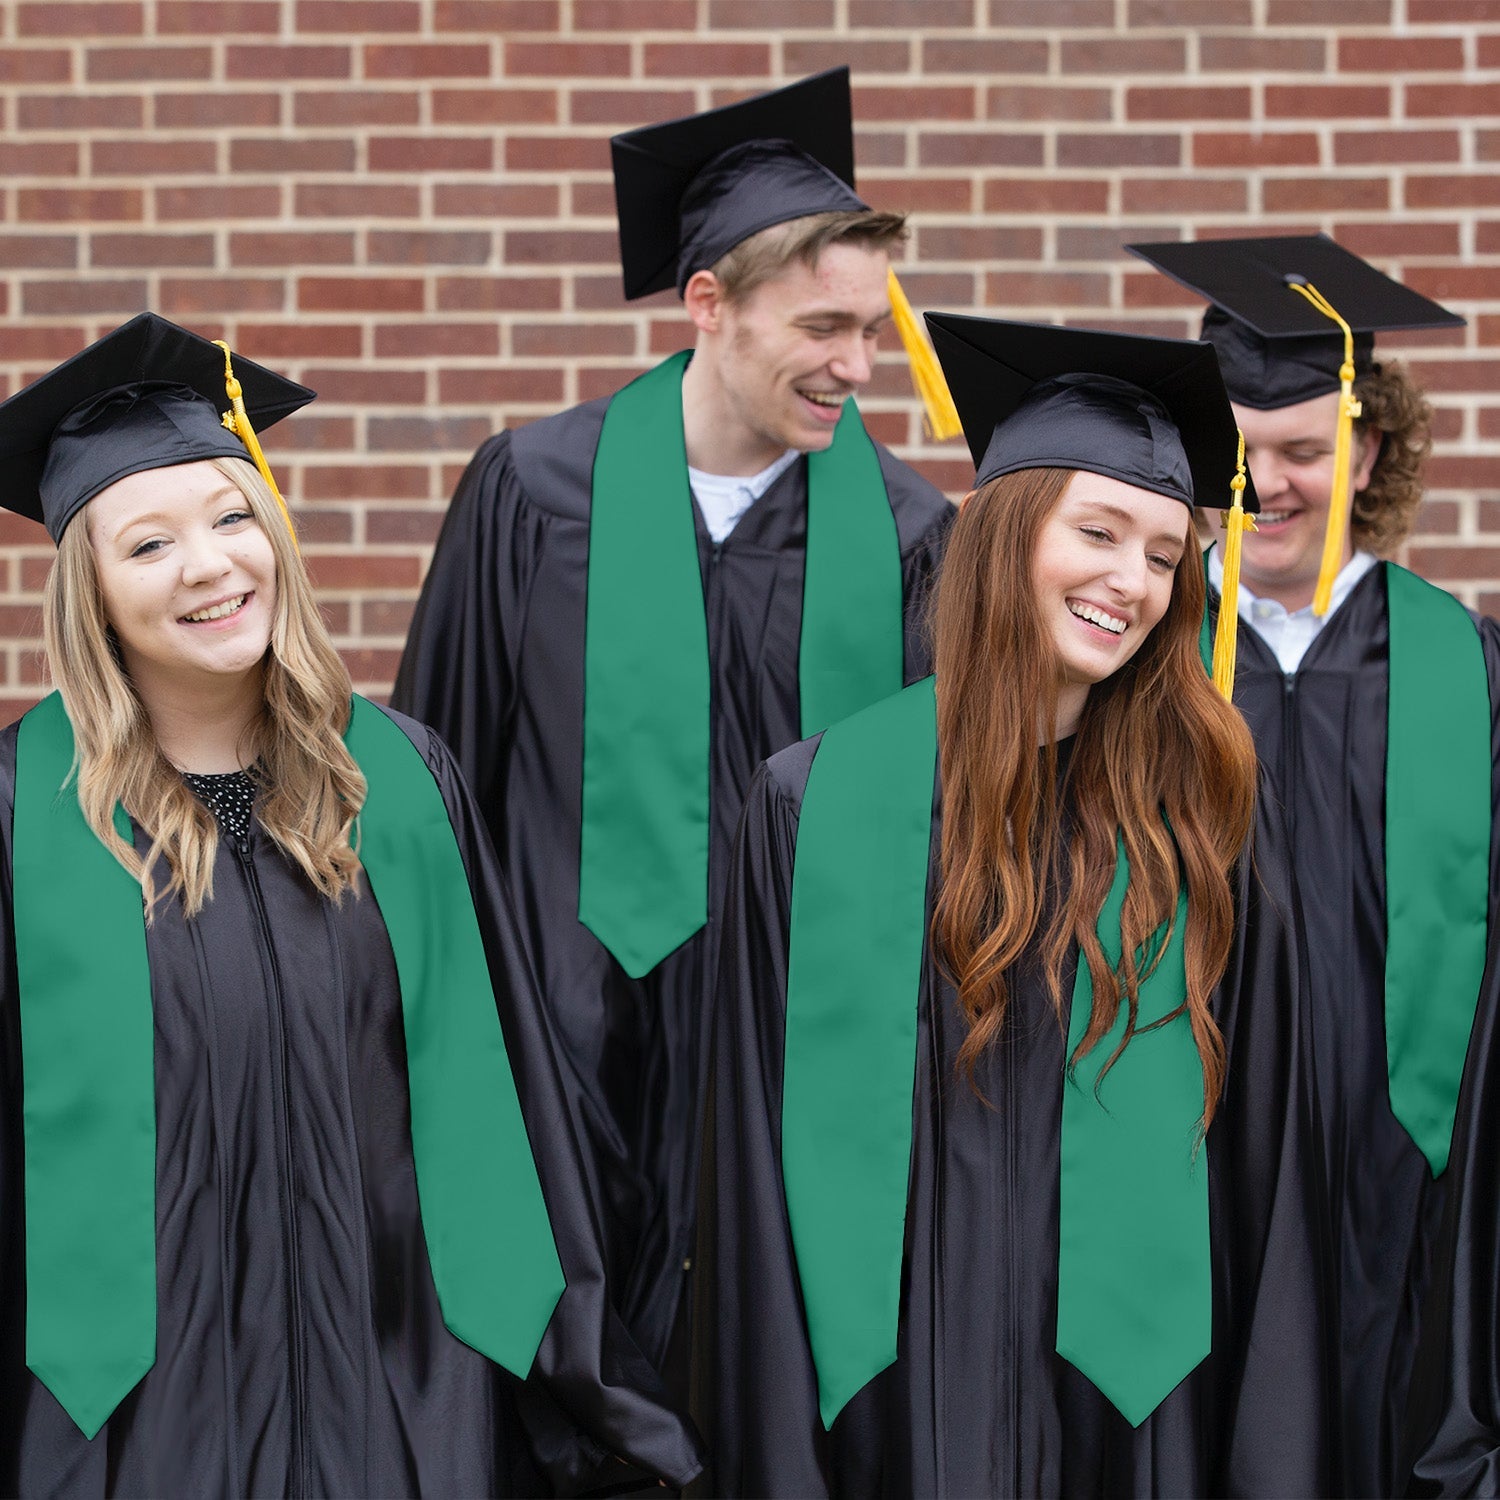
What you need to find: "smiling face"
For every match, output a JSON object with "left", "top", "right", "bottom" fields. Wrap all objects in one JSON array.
[
  {"left": 87, "top": 459, "right": 277, "bottom": 700},
  {"left": 1233, "top": 393, "right": 1381, "bottom": 611},
  {"left": 1031, "top": 472, "right": 1191, "bottom": 725}
]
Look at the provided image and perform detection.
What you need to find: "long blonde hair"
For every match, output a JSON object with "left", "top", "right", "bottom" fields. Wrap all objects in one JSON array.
[
  {"left": 931, "top": 468, "right": 1259, "bottom": 1130},
  {"left": 41, "top": 455, "right": 365, "bottom": 917}
]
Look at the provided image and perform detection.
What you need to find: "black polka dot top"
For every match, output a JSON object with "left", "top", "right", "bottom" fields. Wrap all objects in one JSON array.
[{"left": 182, "top": 769, "right": 257, "bottom": 846}]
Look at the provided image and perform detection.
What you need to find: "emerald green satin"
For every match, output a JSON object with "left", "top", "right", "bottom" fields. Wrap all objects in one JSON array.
[{"left": 1384, "top": 563, "right": 1492, "bottom": 1176}]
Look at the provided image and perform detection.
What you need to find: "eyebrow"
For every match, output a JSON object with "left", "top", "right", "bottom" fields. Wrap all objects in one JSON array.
[
  {"left": 109, "top": 484, "right": 244, "bottom": 543},
  {"left": 793, "top": 308, "right": 894, "bottom": 328},
  {"left": 1073, "top": 498, "right": 1188, "bottom": 550}
]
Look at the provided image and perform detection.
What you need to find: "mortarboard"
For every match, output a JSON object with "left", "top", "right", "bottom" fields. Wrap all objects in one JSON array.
[
  {"left": 0, "top": 311, "right": 313, "bottom": 543},
  {"left": 1125, "top": 234, "right": 1464, "bottom": 411}
]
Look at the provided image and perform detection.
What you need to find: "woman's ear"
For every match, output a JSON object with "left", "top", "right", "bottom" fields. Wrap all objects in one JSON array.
[{"left": 957, "top": 489, "right": 978, "bottom": 510}]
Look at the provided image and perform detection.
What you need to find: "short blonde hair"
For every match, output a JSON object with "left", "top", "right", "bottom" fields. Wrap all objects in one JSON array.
[{"left": 710, "top": 208, "right": 908, "bottom": 304}]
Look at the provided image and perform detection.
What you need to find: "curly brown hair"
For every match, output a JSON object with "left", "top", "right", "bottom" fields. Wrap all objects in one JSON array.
[{"left": 1351, "top": 358, "right": 1433, "bottom": 555}]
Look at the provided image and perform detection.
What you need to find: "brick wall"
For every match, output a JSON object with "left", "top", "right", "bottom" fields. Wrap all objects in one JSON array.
[{"left": 0, "top": 0, "right": 1495, "bottom": 721}]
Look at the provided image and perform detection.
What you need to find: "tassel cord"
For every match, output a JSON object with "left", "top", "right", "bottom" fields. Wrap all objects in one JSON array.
[
  {"left": 1211, "top": 431, "right": 1255, "bottom": 702},
  {"left": 212, "top": 339, "right": 300, "bottom": 551},
  {"left": 886, "top": 268, "right": 962, "bottom": 443}
]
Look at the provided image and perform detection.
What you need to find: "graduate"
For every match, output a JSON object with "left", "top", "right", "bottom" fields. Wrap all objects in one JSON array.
[
  {"left": 693, "top": 315, "right": 1333, "bottom": 1497},
  {"left": 391, "top": 67, "right": 953, "bottom": 1388},
  {"left": 1130, "top": 235, "right": 1497, "bottom": 1498},
  {"left": 0, "top": 313, "right": 704, "bottom": 1497}
]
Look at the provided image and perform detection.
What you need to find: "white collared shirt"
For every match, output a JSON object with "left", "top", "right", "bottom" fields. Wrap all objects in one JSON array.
[
  {"left": 688, "top": 448, "right": 800, "bottom": 544},
  {"left": 1209, "top": 544, "right": 1378, "bottom": 675}
]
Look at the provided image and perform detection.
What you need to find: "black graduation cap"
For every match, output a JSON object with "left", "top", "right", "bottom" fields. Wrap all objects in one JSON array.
[
  {"left": 1126, "top": 235, "right": 1465, "bottom": 411},
  {"left": 610, "top": 67, "right": 868, "bottom": 300},
  {"left": 0, "top": 311, "right": 313, "bottom": 542},
  {"left": 924, "top": 312, "right": 1258, "bottom": 515}
]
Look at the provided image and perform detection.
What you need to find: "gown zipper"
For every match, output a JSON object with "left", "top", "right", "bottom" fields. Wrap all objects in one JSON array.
[{"left": 234, "top": 835, "right": 309, "bottom": 1498}]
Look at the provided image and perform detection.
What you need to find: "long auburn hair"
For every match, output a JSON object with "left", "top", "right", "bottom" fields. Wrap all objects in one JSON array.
[
  {"left": 931, "top": 467, "right": 1258, "bottom": 1129},
  {"left": 42, "top": 455, "right": 366, "bottom": 918}
]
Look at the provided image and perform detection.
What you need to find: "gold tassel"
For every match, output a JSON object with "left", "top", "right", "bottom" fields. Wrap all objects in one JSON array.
[
  {"left": 886, "top": 266, "right": 962, "bottom": 442},
  {"left": 212, "top": 338, "right": 299, "bottom": 552},
  {"left": 1285, "top": 280, "right": 1361, "bottom": 617},
  {"left": 1211, "top": 430, "right": 1256, "bottom": 702}
]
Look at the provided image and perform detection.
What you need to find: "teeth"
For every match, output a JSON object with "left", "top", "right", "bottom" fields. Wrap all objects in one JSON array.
[
  {"left": 801, "top": 391, "right": 845, "bottom": 409},
  {"left": 183, "top": 595, "right": 245, "bottom": 623},
  {"left": 1068, "top": 601, "right": 1127, "bottom": 635},
  {"left": 1258, "top": 510, "right": 1293, "bottom": 524}
]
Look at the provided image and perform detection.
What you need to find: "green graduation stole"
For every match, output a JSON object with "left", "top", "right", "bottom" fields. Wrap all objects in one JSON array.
[
  {"left": 578, "top": 350, "right": 904, "bottom": 978},
  {"left": 13, "top": 691, "right": 565, "bottom": 1439},
  {"left": 781, "top": 677, "right": 1209, "bottom": 1429},
  {"left": 1383, "top": 564, "right": 1491, "bottom": 1176}
]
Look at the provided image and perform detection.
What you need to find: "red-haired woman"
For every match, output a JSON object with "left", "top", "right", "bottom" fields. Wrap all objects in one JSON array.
[{"left": 692, "top": 317, "right": 1332, "bottom": 1497}]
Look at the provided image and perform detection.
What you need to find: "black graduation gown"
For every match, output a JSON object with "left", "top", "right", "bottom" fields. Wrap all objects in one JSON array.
[
  {"left": 391, "top": 395, "right": 953, "bottom": 1380},
  {"left": 0, "top": 706, "right": 704, "bottom": 1498},
  {"left": 694, "top": 734, "right": 1332, "bottom": 1498},
  {"left": 1212, "top": 561, "right": 1500, "bottom": 1498}
]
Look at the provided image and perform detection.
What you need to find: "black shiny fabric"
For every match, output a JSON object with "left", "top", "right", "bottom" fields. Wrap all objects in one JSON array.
[
  {"left": 1212, "top": 562, "right": 1500, "bottom": 1497},
  {"left": 0, "top": 706, "right": 703, "bottom": 1498},
  {"left": 391, "top": 396, "right": 953, "bottom": 1392},
  {"left": 693, "top": 735, "right": 1333, "bottom": 1498}
]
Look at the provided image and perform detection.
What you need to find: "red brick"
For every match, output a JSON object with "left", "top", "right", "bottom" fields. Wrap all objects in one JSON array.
[
  {"left": 1412, "top": 499, "right": 1461, "bottom": 535},
  {"left": 1267, "top": 0, "right": 1388, "bottom": 15},
  {"left": 504, "top": 135, "right": 608, "bottom": 172},
  {"left": 1406, "top": 357, "right": 1500, "bottom": 392},
  {"left": 231, "top": 138, "right": 357, "bottom": 173},
  {"left": 1128, "top": 0, "right": 1252, "bottom": 19},
  {"left": 301, "top": 368, "right": 429, "bottom": 405},
  {"left": 512, "top": 323, "right": 635, "bottom": 356},
  {"left": 1058, "top": 225, "right": 1175, "bottom": 261},
  {"left": 862, "top": 175, "right": 972, "bottom": 213},
  {"left": 1341, "top": 35, "right": 1464, "bottom": 71},
  {"left": 87, "top": 45, "right": 211, "bottom": 80},
  {"left": 157, "top": 1, "right": 281, "bottom": 29},
  {"left": 882, "top": 270, "right": 977, "bottom": 306},
  {"left": 307, "top": 555, "right": 423, "bottom": 589},
  {"left": 368, "top": 230, "right": 492, "bottom": 266},
  {"left": 437, "top": 367, "right": 567, "bottom": 403},
  {"left": 269, "top": 413, "right": 356, "bottom": 451},
  {"left": 1060, "top": 37, "right": 1187, "bottom": 74},
  {"left": 433, "top": 182, "right": 559, "bottom": 217},
  {"left": 506, "top": 41, "right": 631, "bottom": 76},
  {"left": 17, "top": 93, "right": 141, "bottom": 129},
  {"left": 435, "top": 0, "right": 560, "bottom": 25},
  {"left": 856, "top": 131, "right": 910, "bottom": 169},
  {"left": 0, "top": 48, "right": 70, "bottom": 84},
  {"left": 987, "top": 0, "right": 1110, "bottom": 17},
  {"left": 921, "top": 38, "right": 1049, "bottom": 74},
  {"left": 366, "top": 43, "right": 493, "bottom": 78},
  {"left": 569, "top": 89, "right": 694, "bottom": 126},
  {"left": 986, "top": 85, "right": 1112, "bottom": 122},
  {"left": 855, "top": 85, "right": 979, "bottom": 122},
  {"left": 0, "top": 604, "right": 43, "bottom": 634},
  {"left": 984, "top": 271, "right": 1111, "bottom": 307},
  {"left": 299, "top": 278, "right": 426, "bottom": 313},
  {"left": 1409, "top": 546, "right": 1500, "bottom": 581},
  {"left": 0, "top": 143, "right": 79, "bottom": 176},
  {"left": 365, "top": 510, "right": 446, "bottom": 546},
  {"left": 286, "top": 508, "right": 356, "bottom": 546},
  {"left": 238, "top": 322, "right": 365, "bottom": 358},
  {"left": 505, "top": 228, "right": 619, "bottom": 265},
  {"left": 852, "top": 0, "right": 973, "bottom": 21},
  {"left": 432, "top": 87, "right": 558, "bottom": 125},
  {"left": 298, "top": 0, "right": 418, "bottom": 28},
  {"left": 1266, "top": 84, "right": 1391, "bottom": 119},
  {"left": 570, "top": 180, "right": 620, "bottom": 216},
  {"left": 1058, "top": 132, "right": 1182, "bottom": 168},
  {"left": 918, "top": 132, "right": 1045, "bottom": 168},
  {"left": 0, "top": 325, "right": 90, "bottom": 360},
  {"left": 1194, "top": 132, "right": 1320, "bottom": 168},
  {"left": 295, "top": 183, "right": 422, "bottom": 218},
  {"left": 1408, "top": 265, "right": 1500, "bottom": 302},
  {"left": 785, "top": 39, "right": 911, "bottom": 74},
  {"left": 1406, "top": 175, "right": 1500, "bottom": 209},
  {"left": 1336, "top": 129, "right": 1460, "bottom": 166},
  {"left": 918, "top": 225, "right": 1044, "bottom": 261},
  {"left": 231, "top": 232, "right": 357, "bottom": 266},
  {"left": 374, "top": 322, "right": 500, "bottom": 357},
  {"left": 158, "top": 184, "right": 282, "bottom": 220},
  {"left": 1127, "top": 87, "right": 1251, "bottom": 122},
  {"left": 159, "top": 278, "right": 286, "bottom": 315},
  {"left": 642, "top": 42, "right": 771, "bottom": 77},
  {"left": 302, "top": 465, "right": 431, "bottom": 501},
  {"left": 154, "top": 91, "right": 282, "bottom": 127},
  {"left": 294, "top": 90, "right": 422, "bottom": 127},
  {"left": 1339, "top": 221, "right": 1462, "bottom": 257},
  {"left": 93, "top": 232, "right": 216, "bottom": 268},
  {"left": 371, "top": 136, "right": 494, "bottom": 172},
  {"left": 1122, "top": 271, "right": 1205, "bottom": 310},
  {"left": 226, "top": 43, "right": 353, "bottom": 79},
  {"left": 1264, "top": 177, "right": 1390, "bottom": 212},
  {"left": 93, "top": 139, "right": 218, "bottom": 175},
  {"left": 366, "top": 416, "right": 495, "bottom": 452},
  {"left": 1412, "top": 0, "right": 1500, "bottom": 17},
  {"left": 1480, "top": 35, "right": 1500, "bottom": 65},
  {"left": 984, "top": 178, "right": 1110, "bottom": 214},
  {"left": 709, "top": 0, "right": 834, "bottom": 22},
  {"left": 1475, "top": 132, "right": 1500, "bottom": 161},
  {"left": 1199, "top": 34, "right": 1326, "bottom": 72},
  {"left": 18, "top": 2, "right": 142, "bottom": 34},
  {"left": 1409, "top": 83, "right": 1500, "bottom": 118},
  {"left": 360, "top": 598, "right": 416, "bottom": 636},
  {"left": 1427, "top": 458, "right": 1500, "bottom": 489},
  {"left": 0, "top": 234, "right": 78, "bottom": 269},
  {"left": 18, "top": 188, "right": 142, "bottom": 223},
  {"left": 435, "top": 275, "right": 563, "bottom": 312}
]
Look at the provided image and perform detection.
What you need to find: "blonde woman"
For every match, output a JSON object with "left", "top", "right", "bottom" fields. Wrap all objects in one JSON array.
[{"left": 0, "top": 314, "right": 702, "bottom": 1497}]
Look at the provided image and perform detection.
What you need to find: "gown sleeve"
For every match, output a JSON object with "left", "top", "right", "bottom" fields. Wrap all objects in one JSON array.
[
  {"left": 1402, "top": 614, "right": 1500, "bottom": 1498},
  {"left": 402, "top": 712, "right": 706, "bottom": 1495}
]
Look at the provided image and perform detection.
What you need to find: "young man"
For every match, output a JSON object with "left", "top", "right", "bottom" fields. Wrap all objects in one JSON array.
[
  {"left": 1132, "top": 235, "right": 1494, "bottom": 1498},
  {"left": 393, "top": 70, "right": 952, "bottom": 1393}
]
